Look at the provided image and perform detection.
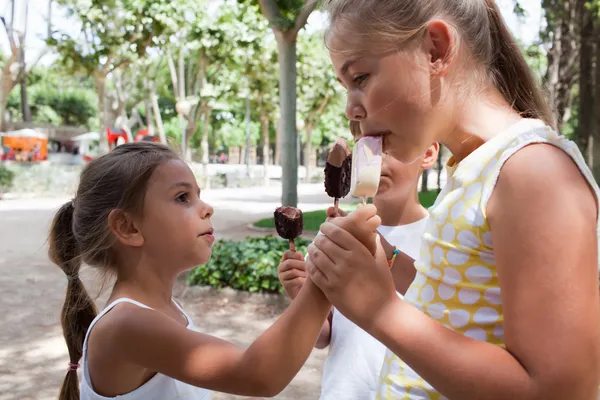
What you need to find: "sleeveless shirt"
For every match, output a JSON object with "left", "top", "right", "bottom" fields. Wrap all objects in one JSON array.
[
  {"left": 81, "top": 298, "right": 212, "bottom": 400},
  {"left": 377, "top": 119, "right": 600, "bottom": 399}
]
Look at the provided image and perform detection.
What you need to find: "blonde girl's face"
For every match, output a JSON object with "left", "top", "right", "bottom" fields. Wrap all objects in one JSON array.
[{"left": 329, "top": 28, "right": 453, "bottom": 164}]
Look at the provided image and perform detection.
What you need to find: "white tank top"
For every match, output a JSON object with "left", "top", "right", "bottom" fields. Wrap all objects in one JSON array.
[{"left": 80, "top": 298, "right": 212, "bottom": 400}]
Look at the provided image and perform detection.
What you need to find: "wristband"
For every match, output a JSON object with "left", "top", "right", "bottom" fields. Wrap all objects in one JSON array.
[{"left": 388, "top": 248, "right": 400, "bottom": 269}]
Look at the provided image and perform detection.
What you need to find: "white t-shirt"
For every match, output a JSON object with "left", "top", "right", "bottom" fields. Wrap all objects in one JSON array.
[{"left": 319, "top": 218, "right": 428, "bottom": 400}]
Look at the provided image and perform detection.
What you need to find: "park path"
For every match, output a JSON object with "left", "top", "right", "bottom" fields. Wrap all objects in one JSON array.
[{"left": 0, "top": 183, "right": 349, "bottom": 400}]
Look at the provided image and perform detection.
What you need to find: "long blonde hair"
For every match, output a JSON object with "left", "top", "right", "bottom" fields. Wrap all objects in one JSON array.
[{"left": 323, "top": 0, "right": 554, "bottom": 128}]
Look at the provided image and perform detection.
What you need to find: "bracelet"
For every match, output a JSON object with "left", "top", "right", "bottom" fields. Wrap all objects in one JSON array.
[{"left": 388, "top": 248, "right": 400, "bottom": 269}]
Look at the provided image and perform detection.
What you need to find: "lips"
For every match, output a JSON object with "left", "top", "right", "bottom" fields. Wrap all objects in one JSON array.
[{"left": 199, "top": 228, "right": 214, "bottom": 237}]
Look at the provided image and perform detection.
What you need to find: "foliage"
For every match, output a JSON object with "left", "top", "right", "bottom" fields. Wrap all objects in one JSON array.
[
  {"left": 30, "top": 85, "right": 97, "bottom": 127},
  {"left": 187, "top": 235, "right": 311, "bottom": 293},
  {"left": 0, "top": 164, "right": 15, "bottom": 195},
  {"left": 253, "top": 191, "right": 441, "bottom": 231}
]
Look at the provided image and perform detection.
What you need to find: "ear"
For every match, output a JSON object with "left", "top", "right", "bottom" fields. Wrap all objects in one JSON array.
[
  {"left": 421, "top": 142, "right": 440, "bottom": 170},
  {"left": 108, "top": 209, "right": 145, "bottom": 248},
  {"left": 424, "top": 20, "right": 455, "bottom": 77}
]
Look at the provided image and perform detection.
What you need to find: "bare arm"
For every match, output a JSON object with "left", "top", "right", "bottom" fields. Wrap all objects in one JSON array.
[
  {"left": 367, "top": 145, "right": 600, "bottom": 399},
  {"left": 277, "top": 250, "right": 333, "bottom": 349},
  {"left": 106, "top": 277, "right": 330, "bottom": 397},
  {"left": 379, "top": 233, "right": 416, "bottom": 296}
]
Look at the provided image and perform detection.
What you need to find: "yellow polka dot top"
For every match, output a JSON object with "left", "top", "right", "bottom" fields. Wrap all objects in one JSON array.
[{"left": 377, "top": 119, "right": 600, "bottom": 400}]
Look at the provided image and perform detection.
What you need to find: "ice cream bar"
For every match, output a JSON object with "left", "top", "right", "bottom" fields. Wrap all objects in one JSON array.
[
  {"left": 324, "top": 139, "right": 352, "bottom": 210},
  {"left": 350, "top": 136, "right": 383, "bottom": 201},
  {"left": 274, "top": 206, "right": 303, "bottom": 252}
]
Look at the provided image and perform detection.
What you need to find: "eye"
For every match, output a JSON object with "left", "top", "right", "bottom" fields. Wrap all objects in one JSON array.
[
  {"left": 353, "top": 74, "right": 369, "bottom": 86},
  {"left": 176, "top": 192, "right": 190, "bottom": 203}
]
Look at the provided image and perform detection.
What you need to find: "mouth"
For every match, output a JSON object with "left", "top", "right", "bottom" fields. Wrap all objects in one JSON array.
[{"left": 199, "top": 228, "right": 214, "bottom": 237}]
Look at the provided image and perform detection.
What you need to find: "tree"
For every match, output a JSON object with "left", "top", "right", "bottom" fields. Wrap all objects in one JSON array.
[
  {"left": 297, "top": 31, "right": 339, "bottom": 182},
  {"left": 0, "top": 0, "right": 50, "bottom": 130},
  {"left": 542, "top": 0, "right": 582, "bottom": 128},
  {"left": 50, "top": 0, "right": 171, "bottom": 147},
  {"left": 246, "top": 0, "right": 319, "bottom": 206}
]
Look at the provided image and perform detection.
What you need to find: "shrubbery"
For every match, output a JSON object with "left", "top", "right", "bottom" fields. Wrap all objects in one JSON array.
[
  {"left": 187, "top": 235, "right": 310, "bottom": 293},
  {"left": 0, "top": 164, "right": 15, "bottom": 198}
]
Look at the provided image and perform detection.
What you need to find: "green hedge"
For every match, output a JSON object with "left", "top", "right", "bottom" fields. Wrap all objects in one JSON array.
[
  {"left": 187, "top": 235, "right": 310, "bottom": 293},
  {"left": 0, "top": 164, "right": 15, "bottom": 195}
]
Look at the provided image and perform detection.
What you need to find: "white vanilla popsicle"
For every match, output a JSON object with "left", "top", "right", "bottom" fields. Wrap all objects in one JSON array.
[{"left": 350, "top": 136, "right": 383, "bottom": 199}]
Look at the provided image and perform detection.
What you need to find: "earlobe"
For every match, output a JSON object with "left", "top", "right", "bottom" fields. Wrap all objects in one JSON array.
[
  {"left": 426, "top": 20, "right": 454, "bottom": 77},
  {"left": 108, "top": 209, "right": 145, "bottom": 247}
]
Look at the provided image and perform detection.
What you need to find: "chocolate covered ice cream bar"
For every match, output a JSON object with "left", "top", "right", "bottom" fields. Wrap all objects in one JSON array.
[
  {"left": 324, "top": 138, "right": 352, "bottom": 212},
  {"left": 274, "top": 206, "right": 303, "bottom": 251}
]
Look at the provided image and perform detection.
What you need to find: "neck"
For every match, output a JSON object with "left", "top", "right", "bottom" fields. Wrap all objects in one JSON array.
[
  {"left": 443, "top": 87, "right": 523, "bottom": 163},
  {"left": 111, "top": 254, "right": 178, "bottom": 308},
  {"left": 375, "top": 190, "right": 428, "bottom": 227}
]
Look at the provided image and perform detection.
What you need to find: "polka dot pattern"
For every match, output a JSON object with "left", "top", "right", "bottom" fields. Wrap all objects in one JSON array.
[{"left": 378, "top": 121, "right": 599, "bottom": 399}]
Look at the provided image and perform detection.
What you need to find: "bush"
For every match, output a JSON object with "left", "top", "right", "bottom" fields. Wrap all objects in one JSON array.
[
  {"left": 187, "top": 235, "right": 310, "bottom": 293},
  {"left": 0, "top": 164, "right": 15, "bottom": 197}
]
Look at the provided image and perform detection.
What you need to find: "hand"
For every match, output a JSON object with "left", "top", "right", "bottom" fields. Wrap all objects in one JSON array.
[
  {"left": 306, "top": 205, "right": 396, "bottom": 332},
  {"left": 325, "top": 206, "right": 348, "bottom": 222},
  {"left": 277, "top": 250, "right": 306, "bottom": 299}
]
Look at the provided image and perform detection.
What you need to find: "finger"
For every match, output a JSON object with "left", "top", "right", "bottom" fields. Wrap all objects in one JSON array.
[
  {"left": 326, "top": 206, "right": 349, "bottom": 219},
  {"left": 307, "top": 243, "right": 337, "bottom": 277},
  {"left": 280, "top": 272, "right": 307, "bottom": 283},
  {"left": 282, "top": 250, "right": 304, "bottom": 261},
  {"left": 306, "top": 257, "right": 330, "bottom": 291},
  {"left": 353, "top": 204, "right": 378, "bottom": 221},
  {"left": 313, "top": 233, "right": 352, "bottom": 264},
  {"left": 277, "top": 259, "right": 306, "bottom": 274},
  {"left": 319, "top": 221, "right": 361, "bottom": 251}
]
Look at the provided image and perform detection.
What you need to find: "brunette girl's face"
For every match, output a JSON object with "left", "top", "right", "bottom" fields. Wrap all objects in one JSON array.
[{"left": 329, "top": 22, "right": 456, "bottom": 164}]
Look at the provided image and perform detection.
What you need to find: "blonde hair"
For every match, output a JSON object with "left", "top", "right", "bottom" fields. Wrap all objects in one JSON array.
[{"left": 324, "top": 0, "right": 554, "bottom": 128}]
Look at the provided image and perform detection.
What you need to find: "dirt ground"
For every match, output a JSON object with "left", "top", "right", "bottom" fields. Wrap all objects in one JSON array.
[{"left": 0, "top": 185, "right": 336, "bottom": 400}]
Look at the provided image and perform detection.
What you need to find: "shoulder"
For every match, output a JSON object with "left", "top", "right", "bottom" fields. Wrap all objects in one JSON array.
[
  {"left": 488, "top": 143, "right": 597, "bottom": 224},
  {"left": 89, "top": 302, "right": 184, "bottom": 355}
]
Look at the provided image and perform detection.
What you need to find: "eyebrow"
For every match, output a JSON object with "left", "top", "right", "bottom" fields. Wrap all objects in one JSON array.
[
  {"left": 341, "top": 58, "right": 358, "bottom": 75},
  {"left": 170, "top": 182, "right": 196, "bottom": 191}
]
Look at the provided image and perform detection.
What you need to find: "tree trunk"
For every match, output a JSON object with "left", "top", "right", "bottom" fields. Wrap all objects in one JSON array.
[
  {"left": 436, "top": 145, "right": 443, "bottom": 193},
  {"left": 274, "top": 118, "right": 281, "bottom": 165},
  {"left": 277, "top": 35, "right": 298, "bottom": 207},
  {"left": 304, "top": 122, "right": 313, "bottom": 182},
  {"left": 144, "top": 99, "right": 155, "bottom": 136},
  {"left": 577, "top": 1, "right": 594, "bottom": 161},
  {"left": 244, "top": 96, "right": 252, "bottom": 177},
  {"left": 544, "top": 0, "right": 580, "bottom": 128},
  {"left": 201, "top": 108, "right": 211, "bottom": 189},
  {"left": 20, "top": 79, "right": 32, "bottom": 122},
  {"left": 150, "top": 82, "right": 166, "bottom": 144},
  {"left": 261, "top": 112, "right": 270, "bottom": 185},
  {"left": 0, "top": 93, "right": 9, "bottom": 132},
  {"left": 94, "top": 74, "right": 109, "bottom": 152},
  {"left": 421, "top": 168, "right": 429, "bottom": 193}
]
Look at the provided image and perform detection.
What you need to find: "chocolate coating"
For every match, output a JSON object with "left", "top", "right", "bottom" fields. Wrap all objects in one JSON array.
[{"left": 274, "top": 206, "right": 303, "bottom": 240}]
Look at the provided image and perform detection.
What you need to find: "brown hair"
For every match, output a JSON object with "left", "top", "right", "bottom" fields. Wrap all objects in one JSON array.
[
  {"left": 48, "top": 142, "right": 179, "bottom": 400},
  {"left": 324, "top": 0, "right": 554, "bottom": 128}
]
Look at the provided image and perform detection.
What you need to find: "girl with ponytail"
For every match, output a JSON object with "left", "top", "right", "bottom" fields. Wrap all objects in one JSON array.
[
  {"left": 48, "top": 142, "right": 333, "bottom": 399},
  {"left": 306, "top": 0, "right": 600, "bottom": 398}
]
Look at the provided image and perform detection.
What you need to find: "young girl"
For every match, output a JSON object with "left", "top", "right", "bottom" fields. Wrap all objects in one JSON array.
[
  {"left": 278, "top": 121, "right": 439, "bottom": 399},
  {"left": 49, "top": 142, "right": 338, "bottom": 400},
  {"left": 307, "top": 0, "right": 600, "bottom": 399}
]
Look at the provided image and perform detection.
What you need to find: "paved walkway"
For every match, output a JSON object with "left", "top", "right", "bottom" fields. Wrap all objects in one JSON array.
[{"left": 0, "top": 183, "right": 342, "bottom": 400}]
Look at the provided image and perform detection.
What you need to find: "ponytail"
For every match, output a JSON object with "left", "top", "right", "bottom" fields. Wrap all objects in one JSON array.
[
  {"left": 485, "top": 0, "right": 555, "bottom": 129},
  {"left": 48, "top": 200, "right": 97, "bottom": 400}
]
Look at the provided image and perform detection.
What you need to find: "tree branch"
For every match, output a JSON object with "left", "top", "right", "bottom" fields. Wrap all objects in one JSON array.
[
  {"left": 0, "top": 16, "right": 18, "bottom": 54},
  {"left": 258, "top": 0, "right": 284, "bottom": 27},
  {"left": 166, "top": 49, "right": 180, "bottom": 99},
  {"left": 292, "top": 0, "right": 319, "bottom": 36}
]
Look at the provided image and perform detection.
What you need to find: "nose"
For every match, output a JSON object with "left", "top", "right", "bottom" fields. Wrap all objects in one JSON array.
[
  {"left": 345, "top": 93, "right": 366, "bottom": 121},
  {"left": 199, "top": 200, "right": 214, "bottom": 219}
]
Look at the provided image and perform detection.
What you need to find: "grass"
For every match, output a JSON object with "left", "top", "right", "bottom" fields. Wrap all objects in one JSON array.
[{"left": 254, "top": 190, "right": 439, "bottom": 232}]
